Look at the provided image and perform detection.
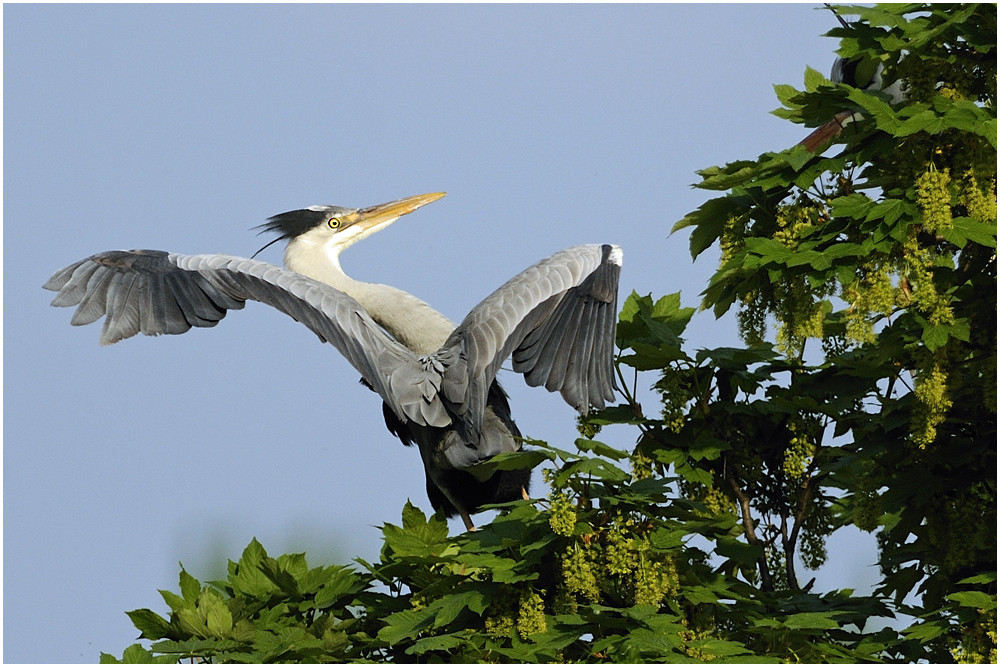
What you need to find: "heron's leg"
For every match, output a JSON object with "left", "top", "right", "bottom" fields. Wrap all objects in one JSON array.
[{"left": 460, "top": 511, "right": 476, "bottom": 532}]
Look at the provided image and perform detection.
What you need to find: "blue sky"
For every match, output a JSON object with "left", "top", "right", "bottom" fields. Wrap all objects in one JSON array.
[{"left": 4, "top": 4, "right": 878, "bottom": 661}]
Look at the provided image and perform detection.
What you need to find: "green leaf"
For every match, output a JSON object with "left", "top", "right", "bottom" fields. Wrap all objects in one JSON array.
[
  {"left": 744, "top": 237, "right": 794, "bottom": 264},
  {"left": 617, "top": 291, "right": 696, "bottom": 370},
  {"left": 853, "top": 56, "right": 881, "bottom": 88},
  {"left": 382, "top": 502, "right": 451, "bottom": 558},
  {"left": 377, "top": 607, "right": 436, "bottom": 644},
  {"left": 947, "top": 591, "right": 997, "bottom": 610},
  {"left": 846, "top": 87, "right": 900, "bottom": 133},
  {"left": 773, "top": 83, "right": 802, "bottom": 109},
  {"left": 688, "top": 435, "right": 729, "bottom": 461},
  {"left": 126, "top": 609, "right": 174, "bottom": 640},
  {"left": 715, "top": 538, "right": 764, "bottom": 567},
  {"left": 681, "top": 586, "right": 719, "bottom": 605},
  {"left": 408, "top": 633, "right": 468, "bottom": 655},
  {"left": 688, "top": 637, "right": 753, "bottom": 657},
  {"left": 785, "top": 144, "right": 814, "bottom": 172},
  {"left": 456, "top": 552, "right": 524, "bottom": 583},
  {"left": 178, "top": 568, "right": 201, "bottom": 603},
  {"left": 473, "top": 449, "right": 550, "bottom": 472},
  {"left": 554, "top": 456, "right": 630, "bottom": 485},
  {"left": 229, "top": 538, "right": 278, "bottom": 598},
  {"left": 149, "top": 637, "right": 245, "bottom": 657},
  {"left": 158, "top": 589, "right": 186, "bottom": 613},
  {"left": 205, "top": 599, "right": 233, "bottom": 638},
  {"left": 116, "top": 644, "right": 173, "bottom": 664},
  {"left": 955, "top": 572, "right": 997, "bottom": 585},
  {"left": 625, "top": 627, "right": 685, "bottom": 655},
  {"left": 176, "top": 606, "right": 208, "bottom": 638},
  {"left": 822, "top": 242, "right": 865, "bottom": 260},
  {"left": 402, "top": 500, "right": 429, "bottom": 530},
  {"left": 313, "top": 566, "right": 365, "bottom": 608},
  {"left": 803, "top": 65, "right": 831, "bottom": 92},
  {"left": 830, "top": 193, "right": 874, "bottom": 219},
  {"left": 949, "top": 217, "right": 997, "bottom": 248},
  {"left": 782, "top": 612, "right": 841, "bottom": 630},
  {"left": 785, "top": 249, "right": 832, "bottom": 270},
  {"left": 258, "top": 557, "right": 300, "bottom": 597},
  {"left": 864, "top": 198, "right": 909, "bottom": 225},
  {"left": 922, "top": 318, "right": 969, "bottom": 351},
  {"left": 575, "top": 438, "right": 629, "bottom": 460},
  {"left": 618, "top": 342, "right": 689, "bottom": 371},
  {"left": 897, "top": 108, "right": 949, "bottom": 136},
  {"left": 672, "top": 194, "right": 751, "bottom": 259},
  {"left": 649, "top": 526, "right": 684, "bottom": 551},
  {"left": 430, "top": 589, "right": 490, "bottom": 627},
  {"left": 902, "top": 620, "right": 948, "bottom": 641}
]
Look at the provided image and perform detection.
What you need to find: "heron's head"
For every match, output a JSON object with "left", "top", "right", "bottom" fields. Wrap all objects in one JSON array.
[{"left": 253, "top": 191, "right": 446, "bottom": 259}]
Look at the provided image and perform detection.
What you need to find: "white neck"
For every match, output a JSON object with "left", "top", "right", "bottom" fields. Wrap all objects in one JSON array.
[{"left": 283, "top": 231, "right": 456, "bottom": 356}]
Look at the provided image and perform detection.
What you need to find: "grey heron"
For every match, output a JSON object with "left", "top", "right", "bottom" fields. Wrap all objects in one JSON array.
[
  {"left": 800, "top": 7, "right": 906, "bottom": 152},
  {"left": 44, "top": 192, "right": 622, "bottom": 531}
]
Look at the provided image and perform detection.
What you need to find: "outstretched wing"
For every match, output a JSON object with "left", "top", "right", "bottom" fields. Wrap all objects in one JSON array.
[
  {"left": 436, "top": 244, "right": 621, "bottom": 439},
  {"left": 43, "top": 250, "right": 451, "bottom": 428}
]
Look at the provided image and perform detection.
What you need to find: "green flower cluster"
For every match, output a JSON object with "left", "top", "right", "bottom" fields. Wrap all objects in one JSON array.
[
  {"left": 843, "top": 263, "right": 896, "bottom": 345},
  {"left": 901, "top": 228, "right": 954, "bottom": 328},
  {"left": 736, "top": 292, "right": 768, "bottom": 347},
  {"left": 960, "top": 167, "right": 997, "bottom": 224},
  {"left": 634, "top": 551, "right": 679, "bottom": 607},
  {"left": 603, "top": 518, "right": 639, "bottom": 576},
  {"left": 547, "top": 492, "right": 577, "bottom": 538},
  {"left": 852, "top": 488, "right": 883, "bottom": 533},
  {"left": 655, "top": 367, "right": 692, "bottom": 434},
  {"left": 560, "top": 541, "right": 601, "bottom": 604},
  {"left": 782, "top": 421, "right": 816, "bottom": 479},
  {"left": 680, "top": 477, "right": 736, "bottom": 519},
  {"left": 911, "top": 359, "right": 952, "bottom": 449},
  {"left": 915, "top": 168, "right": 954, "bottom": 234},
  {"left": 719, "top": 214, "right": 769, "bottom": 347},
  {"left": 483, "top": 586, "right": 517, "bottom": 638},
  {"left": 719, "top": 214, "right": 746, "bottom": 265},
  {"left": 924, "top": 485, "right": 996, "bottom": 573},
  {"left": 483, "top": 586, "right": 548, "bottom": 641},
  {"left": 682, "top": 628, "right": 718, "bottom": 661},
  {"left": 629, "top": 451, "right": 654, "bottom": 481},
  {"left": 701, "top": 483, "right": 736, "bottom": 517},
  {"left": 483, "top": 613, "right": 513, "bottom": 638},
  {"left": 576, "top": 414, "right": 602, "bottom": 439},
  {"left": 773, "top": 204, "right": 814, "bottom": 249},
  {"left": 557, "top": 513, "right": 680, "bottom": 609},
  {"left": 953, "top": 609, "right": 998, "bottom": 664},
  {"left": 516, "top": 590, "right": 547, "bottom": 639},
  {"left": 800, "top": 503, "right": 834, "bottom": 570},
  {"left": 722, "top": 203, "right": 836, "bottom": 356},
  {"left": 776, "top": 205, "right": 833, "bottom": 357}
]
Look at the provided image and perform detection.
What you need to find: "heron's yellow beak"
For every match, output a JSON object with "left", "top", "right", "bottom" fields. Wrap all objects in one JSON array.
[{"left": 351, "top": 192, "right": 446, "bottom": 230}]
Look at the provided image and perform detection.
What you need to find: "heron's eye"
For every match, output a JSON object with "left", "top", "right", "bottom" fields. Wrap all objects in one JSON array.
[{"left": 328, "top": 217, "right": 342, "bottom": 229}]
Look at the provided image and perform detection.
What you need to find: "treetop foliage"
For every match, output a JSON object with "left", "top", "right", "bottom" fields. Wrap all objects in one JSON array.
[{"left": 104, "top": 4, "right": 996, "bottom": 663}]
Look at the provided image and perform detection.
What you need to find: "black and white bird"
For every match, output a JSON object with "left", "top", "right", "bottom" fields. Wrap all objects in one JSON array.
[
  {"left": 800, "top": 7, "right": 906, "bottom": 152},
  {"left": 44, "top": 192, "right": 622, "bottom": 530}
]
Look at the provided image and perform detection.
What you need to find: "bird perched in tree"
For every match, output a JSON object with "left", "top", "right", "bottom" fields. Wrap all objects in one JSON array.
[
  {"left": 799, "top": 6, "right": 906, "bottom": 152},
  {"left": 44, "top": 192, "right": 622, "bottom": 530}
]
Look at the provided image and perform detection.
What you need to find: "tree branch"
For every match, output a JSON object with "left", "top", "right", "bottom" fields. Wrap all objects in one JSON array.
[{"left": 728, "top": 473, "right": 774, "bottom": 591}]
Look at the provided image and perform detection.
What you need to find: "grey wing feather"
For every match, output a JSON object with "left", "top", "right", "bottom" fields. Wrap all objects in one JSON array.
[
  {"left": 44, "top": 250, "right": 450, "bottom": 429},
  {"left": 439, "top": 244, "right": 622, "bottom": 438}
]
